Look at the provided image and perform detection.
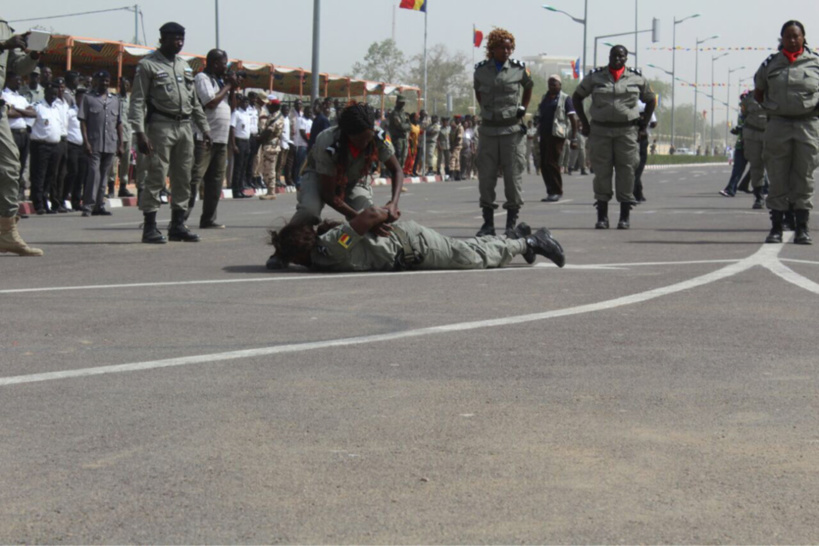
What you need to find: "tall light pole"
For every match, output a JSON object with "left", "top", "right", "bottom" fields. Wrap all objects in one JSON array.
[
  {"left": 725, "top": 65, "right": 745, "bottom": 144},
  {"left": 710, "top": 51, "right": 729, "bottom": 153},
  {"left": 694, "top": 35, "right": 718, "bottom": 148},
  {"left": 634, "top": 0, "right": 639, "bottom": 68},
  {"left": 310, "top": 0, "right": 320, "bottom": 102},
  {"left": 214, "top": 0, "right": 220, "bottom": 49},
  {"left": 543, "top": 2, "right": 588, "bottom": 75},
  {"left": 671, "top": 13, "right": 700, "bottom": 148}
]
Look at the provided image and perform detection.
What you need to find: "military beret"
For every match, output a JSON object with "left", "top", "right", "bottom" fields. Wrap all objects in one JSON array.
[
  {"left": 159, "top": 22, "right": 186, "bottom": 35},
  {"left": 94, "top": 69, "right": 110, "bottom": 79}
]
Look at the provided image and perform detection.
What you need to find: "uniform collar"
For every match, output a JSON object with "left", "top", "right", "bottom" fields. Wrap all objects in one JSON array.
[
  {"left": 782, "top": 47, "right": 804, "bottom": 64},
  {"left": 609, "top": 66, "right": 626, "bottom": 82}
]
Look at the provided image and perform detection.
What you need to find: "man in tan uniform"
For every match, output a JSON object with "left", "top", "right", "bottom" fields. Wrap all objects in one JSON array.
[
  {"left": 258, "top": 94, "right": 285, "bottom": 200},
  {"left": 449, "top": 117, "right": 464, "bottom": 180},
  {"left": 129, "top": 21, "right": 211, "bottom": 244},
  {"left": 474, "top": 28, "right": 534, "bottom": 237},
  {"left": 0, "top": 20, "right": 42, "bottom": 256},
  {"left": 573, "top": 45, "right": 655, "bottom": 230}
]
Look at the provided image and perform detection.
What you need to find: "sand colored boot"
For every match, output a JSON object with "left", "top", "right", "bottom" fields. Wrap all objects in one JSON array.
[{"left": 0, "top": 216, "right": 44, "bottom": 256}]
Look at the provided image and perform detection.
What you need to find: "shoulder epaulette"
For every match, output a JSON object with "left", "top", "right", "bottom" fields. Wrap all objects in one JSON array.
[
  {"left": 761, "top": 53, "right": 778, "bottom": 67},
  {"left": 627, "top": 67, "right": 643, "bottom": 76},
  {"left": 591, "top": 66, "right": 606, "bottom": 73},
  {"left": 375, "top": 128, "right": 387, "bottom": 142},
  {"left": 474, "top": 59, "right": 488, "bottom": 70},
  {"left": 509, "top": 58, "right": 526, "bottom": 68}
]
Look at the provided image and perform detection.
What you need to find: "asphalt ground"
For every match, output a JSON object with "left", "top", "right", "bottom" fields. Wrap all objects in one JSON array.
[{"left": 2, "top": 164, "right": 819, "bottom": 544}]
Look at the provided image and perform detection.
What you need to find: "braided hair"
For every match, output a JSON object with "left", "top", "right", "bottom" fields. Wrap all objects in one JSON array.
[
  {"left": 269, "top": 223, "right": 317, "bottom": 264},
  {"left": 334, "top": 102, "right": 380, "bottom": 192},
  {"left": 485, "top": 28, "right": 515, "bottom": 60}
]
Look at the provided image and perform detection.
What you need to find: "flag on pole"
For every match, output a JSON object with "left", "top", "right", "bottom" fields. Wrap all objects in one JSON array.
[
  {"left": 571, "top": 58, "right": 581, "bottom": 79},
  {"left": 473, "top": 28, "right": 483, "bottom": 48},
  {"left": 399, "top": 0, "right": 427, "bottom": 12}
]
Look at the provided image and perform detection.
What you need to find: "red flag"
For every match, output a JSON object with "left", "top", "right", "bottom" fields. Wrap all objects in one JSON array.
[
  {"left": 399, "top": 0, "right": 426, "bottom": 12},
  {"left": 473, "top": 29, "right": 483, "bottom": 48}
]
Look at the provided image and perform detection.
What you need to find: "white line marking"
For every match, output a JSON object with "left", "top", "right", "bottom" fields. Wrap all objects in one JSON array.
[
  {"left": 764, "top": 260, "right": 819, "bottom": 295},
  {"left": 781, "top": 258, "right": 819, "bottom": 266},
  {"left": 0, "top": 259, "right": 742, "bottom": 295},
  {"left": 0, "top": 238, "right": 806, "bottom": 388}
]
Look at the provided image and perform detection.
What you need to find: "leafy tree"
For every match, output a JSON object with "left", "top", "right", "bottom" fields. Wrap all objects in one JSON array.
[
  {"left": 351, "top": 39, "right": 407, "bottom": 85},
  {"left": 405, "top": 44, "right": 471, "bottom": 115}
]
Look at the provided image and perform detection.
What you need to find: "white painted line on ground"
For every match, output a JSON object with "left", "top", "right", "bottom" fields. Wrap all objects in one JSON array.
[
  {"left": 0, "top": 259, "right": 744, "bottom": 295},
  {"left": 781, "top": 258, "right": 819, "bottom": 266},
  {"left": 1, "top": 238, "right": 810, "bottom": 388},
  {"left": 764, "top": 259, "right": 819, "bottom": 295}
]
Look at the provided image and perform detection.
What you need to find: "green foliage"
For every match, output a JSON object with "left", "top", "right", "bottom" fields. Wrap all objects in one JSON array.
[
  {"left": 405, "top": 44, "right": 471, "bottom": 115},
  {"left": 351, "top": 39, "right": 407, "bottom": 85}
]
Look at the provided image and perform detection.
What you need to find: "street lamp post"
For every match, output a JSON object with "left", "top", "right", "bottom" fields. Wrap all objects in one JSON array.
[
  {"left": 710, "top": 52, "right": 729, "bottom": 153},
  {"left": 694, "top": 35, "right": 719, "bottom": 148},
  {"left": 543, "top": 2, "right": 588, "bottom": 75},
  {"left": 725, "top": 65, "right": 745, "bottom": 144},
  {"left": 671, "top": 13, "right": 700, "bottom": 148}
]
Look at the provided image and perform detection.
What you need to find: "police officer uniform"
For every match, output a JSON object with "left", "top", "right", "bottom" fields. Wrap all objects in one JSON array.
[
  {"left": 740, "top": 92, "right": 767, "bottom": 209},
  {"left": 573, "top": 65, "right": 655, "bottom": 229},
  {"left": 291, "top": 125, "right": 394, "bottom": 226},
  {"left": 754, "top": 46, "right": 819, "bottom": 244},
  {"left": 129, "top": 22, "right": 210, "bottom": 243},
  {"left": 388, "top": 95, "right": 411, "bottom": 167},
  {"left": 0, "top": 17, "right": 43, "bottom": 256},
  {"left": 424, "top": 119, "right": 440, "bottom": 173},
  {"left": 474, "top": 57, "right": 534, "bottom": 236}
]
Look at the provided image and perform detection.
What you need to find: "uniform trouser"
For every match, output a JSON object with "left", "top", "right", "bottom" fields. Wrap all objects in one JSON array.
[
  {"left": 261, "top": 146, "right": 281, "bottom": 190},
  {"left": 51, "top": 138, "right": 67, "bottom": 208},
  {"left": 0, "top": 115, "right": 22, "bottom": 218},
  {"left": 460, "top": 149, "right": 474, "bottom": 179},
  {"left": 589, "top": 125, "right": 639, "bottom": 203},
  {"left": 29, "top": 140, "right": 60, "bottom": 212},
  {"left": 63, "top": 142, "right": 88, "bottom": 204},
  {"left": 400, "top": 220, "right": 526, "bottom": 270},
  {"left": 231, "top": 138, "right": 250, "bottom": 195},
  {"left": 532, "top": 142, "right": 542, "bottom": 171},
  {"left": 292, "top": 170, "right": 373, "bottom": 226},
  {"left": 724, "top": 148, "right": 749, "bottom": 195},
  {"left": 449, "top": 145, "right": 462, "bottom": 171},
  {"left": 634, "top": 137, "right": 649, "bottom": 192},
  {"left": 135, "top": 148, "right": 149, "bottom": 195},
  {"left": 139, "top": 119, "right": 195, "bottom": 214},
  {"left": 743, "top": 134, "right": 766, "bottom": 189},
  {"left": 393, "top": 138, "right": 408, "bottom": 168},
  {"left": 277, "top": 149, "right": 290, "bottom": 185},
  {"left": 247, "top": 135, "right": 260, "bottom": 179},
  {"left": 11, "top": 129, "right": 29, "bottom": 199},
  {"left": 425, "top": 143, "right": 437, "bottom": 173},
  {"left": 439, "top": 149, "right": 450, "bottom": 174},
  {"left": 477, "top": 130, "right": 526, "bottom": 210},
  {"left": 559, "top": 139, "right": 571, "bottom": 169},
  {"left": 569, "top": 139, "right": 585, "bottom": 171},
  {"left": 763, "top": 117, "right": 818, "bottom": 211},
  {"left": 188, "top": 141, "right": 227, "bottom": 225},
  {"left": 83, "top": 152, "right": 115, "bottom": 212},
  {"left": 293, "top": 145, "right": 308, "bottom": 187},
  {"left": 539, "top": 134, "right": 565, "bottom": 196},
  {"left": 108, "top": 136, "right": 132, "bottom": 190}
]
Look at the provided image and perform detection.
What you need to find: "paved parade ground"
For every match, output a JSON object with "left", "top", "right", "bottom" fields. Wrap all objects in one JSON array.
[{"left": 2, "top": 164, "right": 819, "bottom": 543}]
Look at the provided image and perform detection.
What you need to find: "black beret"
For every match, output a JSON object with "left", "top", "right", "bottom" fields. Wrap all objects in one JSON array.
[
  {"left": 94, "top": 69, "right": 110, "bottom": 79},
  {"left": 159, "top": 22, "right": 185, "bottom": 35}
]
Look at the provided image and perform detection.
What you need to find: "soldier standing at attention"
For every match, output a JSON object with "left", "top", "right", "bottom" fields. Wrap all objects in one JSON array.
[
  {"left": 449, "top": 117, "right": 464, "bottom": 180},
  {"left": 573, "top": 45, "right": 655, "bottom": 230},
  {"left": 424, "top": 114, "right": 440, "bottom": 175},
  {"left": 474, "top": 28, "right": 534, "bottom": 237},
  {"left": 437, "top": 116, "right": 450, "bottom": 178},
  {"left": 740, "top": 90, "right": 767, "bottom": 210},
  {"left": 129, "top": 22, "right": 211, "bottom": 244},
  {"left": 755, "top": 20, "right": 819, "bottom": 245},
  {"left": 388, "top": 94, "right": 411, "bottom": 168},
  {"left": 258, "top": 94, "right": 285, "bottom": 200},
  {"left": 0, "top": 21, "right": 43, "bottom": 256}
]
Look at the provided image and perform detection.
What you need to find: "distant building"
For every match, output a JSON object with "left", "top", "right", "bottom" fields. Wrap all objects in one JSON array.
[{"left": 521, "top": 54, "right": 577, "bottom": 82}]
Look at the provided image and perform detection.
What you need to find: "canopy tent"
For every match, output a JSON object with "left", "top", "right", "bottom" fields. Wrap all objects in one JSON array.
[{"left": 36, "top": 35, "right": 422, "bottom": 110}]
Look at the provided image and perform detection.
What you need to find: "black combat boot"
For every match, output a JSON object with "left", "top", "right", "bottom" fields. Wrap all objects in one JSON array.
[
  {"left": 141, "top": 211, "right": 167, "bottom": 244},
  {"left": 783, "top": 205, "right": 796, "bottom": 231},
  {"left": 168, "top": 208, "right": 201, "bottom": 242},
  {"left": 505, "top": 209, "right": 519, "bottom": 238},
  {"left": 765, "top": 210, "right": 784, "bottom": 244},
  {"left": 476, "top": 207, "right": 496, "bottom": 237},
  {"left": 633, "top": 181, "right": 646, "bottom": 203},
  {"left": 617, "top": 202, "right": 632, "bottom": 230},
  {"left": 794, "top": 210, "right": 812, "bottom": 245},
  {"left": 522, "top": 228, "right": 566, "bottom": 267},
  {"left": 594, "top": 201, "right": 609, "bottom": 229},
  {"left": 752, "top": 187, "right": 765, "bottom": 210}
]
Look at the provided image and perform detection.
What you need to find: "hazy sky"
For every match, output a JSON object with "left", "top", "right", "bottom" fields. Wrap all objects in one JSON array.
[{"left": 5, "top": 0, "right": 817, "bottom": 122}]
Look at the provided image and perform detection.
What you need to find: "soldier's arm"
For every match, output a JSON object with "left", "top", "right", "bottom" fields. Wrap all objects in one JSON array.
[
  {"left": 191, "top": 90, "right": 211, "bottom": 136},
  {"left": 753, "top": 63, "right": 767, "bottom": 104},
  {"left": 3, "top": 32, "right": 40, "bottom": 79},
  {"left": 349, "top": 207, "right": 391, "bottom": 236},
  {"left": 319, "top": 173, "right": 359, "bottom": 220}
]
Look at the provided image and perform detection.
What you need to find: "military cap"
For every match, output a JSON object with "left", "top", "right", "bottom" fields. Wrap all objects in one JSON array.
[
  {"left": 31, "top": 66, "right": 41, "bottom": 75},
  {"left": 93, "top": 69, "right": 111, "bottom": 79},
  {"left": 159, "top": 22, "right": 186, "bottom": 35}
]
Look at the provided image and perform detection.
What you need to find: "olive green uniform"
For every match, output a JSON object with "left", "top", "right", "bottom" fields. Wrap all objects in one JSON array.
[
  {"left": 754, "top": 48, "right": 819, "bottom": 211},
  {"left": 311, "top": 219, "right": 526, "bottom": 272},
  {"left": 474, "top": 58, "right": 533, "bottom": 211},
  {"left": 741, "top": 92, "right": 767, "bottom": 190},
  {"left": 424, "top": 121, "right": 440, "bottom": 172},
  {"left": 292, "top": 126, "right": 394, "bottom": 225},
  {"left": 129, "top": 50, "right": 209, "bottom": 214},
  {"left": 0, "top": 18, "right": 38, "bottom": 218},
  {"left": 574, "top": 67, "right": 655, "bottom": 203},
  {"left": 388, "top": 107, "right": 411, "bottom": 167}
]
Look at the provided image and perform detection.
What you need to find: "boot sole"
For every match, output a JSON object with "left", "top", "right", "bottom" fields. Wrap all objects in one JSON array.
[{"left": 168, "top": 236, "right": 201, "bottom": 242}]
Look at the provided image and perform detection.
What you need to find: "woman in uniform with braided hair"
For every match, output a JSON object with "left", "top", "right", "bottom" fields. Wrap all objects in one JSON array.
[{"left": 266, "top": 102, "right": 404, "bottom": 269}]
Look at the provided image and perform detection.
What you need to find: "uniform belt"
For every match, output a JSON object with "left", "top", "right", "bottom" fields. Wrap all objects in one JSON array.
[
  {"left": 592, "top": 119, "right": 639, "bottom": 128},
  {"left": 770, "top": 112, "right": 819, "bottom": 121},
  {"left": 152, "top": 109, "right": 191, "bottom": 122},
  {"left": 482, "top": 117, "right": 520, "bottom": 128},
  {"left": 743, "top": 124, "right": 765, "bottom": 132},
  {"left": 392, "top": 226, "right": 424, "bottom": 271}
]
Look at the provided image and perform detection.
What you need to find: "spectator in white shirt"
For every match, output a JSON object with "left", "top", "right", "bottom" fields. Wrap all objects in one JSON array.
[
  {"left": 51, "top": 76, "right": 71, "bottom": 211},
  {"left": 229, "top": 94, "right": 253, "bottom": 198},
  {"left": 2, "top": 72, "right": 36, "bottom": 201},
  {"left": 245, "top": 91, "right": 263, "bottom": 189},
  {"left": 293, "top": 105, "right": 312, "bottom": 188},
  {"left": 64, "top": 87, "right": 89, "bottom": 211},
  {"left": 29, "top": 83, "right": 64, "bottom": 214},
  {"left": 278, "top": 103, "right": 294, "bottom": 187}
]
